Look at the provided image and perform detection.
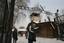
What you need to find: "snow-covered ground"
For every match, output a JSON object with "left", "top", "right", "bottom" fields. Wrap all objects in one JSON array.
[{"left": 16, "top": 36, "right": 64, "bottom": 43}]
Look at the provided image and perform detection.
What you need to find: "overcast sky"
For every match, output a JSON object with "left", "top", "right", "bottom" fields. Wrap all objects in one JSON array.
[{"left": 28, "top": 0, "right": 64, "bottom": 13}]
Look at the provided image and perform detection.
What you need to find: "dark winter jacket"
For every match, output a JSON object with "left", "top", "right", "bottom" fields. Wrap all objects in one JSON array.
[
  {"left": 13, "top": 29, "right": 18, "bottom": 40},
  {"left": 26, "top": 22, "right": 39, "bottom": 41}
]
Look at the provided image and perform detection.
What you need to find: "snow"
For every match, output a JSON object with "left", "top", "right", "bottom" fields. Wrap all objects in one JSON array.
[{"left": 16, "top": 36, "right": 64, "bottom": 43}]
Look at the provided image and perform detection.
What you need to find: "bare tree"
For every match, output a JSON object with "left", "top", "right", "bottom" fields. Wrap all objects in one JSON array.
[{"left": 47, "top": 16, "right": 50, "bottom": 22}]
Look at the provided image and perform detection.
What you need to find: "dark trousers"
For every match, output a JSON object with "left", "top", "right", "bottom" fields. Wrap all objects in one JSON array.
[
  {"left": 13, "top": 39, "right": 16, "bottom": 43},
  {"left": 28, "top": 39, "right": 33, "bottom": 43}
]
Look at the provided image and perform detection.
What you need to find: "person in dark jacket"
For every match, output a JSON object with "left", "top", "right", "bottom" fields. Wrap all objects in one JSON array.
[
  {"left": 12, "top": 27, "right": 18, "bottom": 43},
  {"left": 26, "top": 13, "right": 40, "bottom": 43}
]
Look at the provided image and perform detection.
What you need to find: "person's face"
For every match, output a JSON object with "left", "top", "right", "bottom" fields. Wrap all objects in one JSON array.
[
  {"left": 12, "top": 29, "right": 14, "bottom": 31},
  {"left": 31, "top": 16, "right": 40, "bottom": 23}
]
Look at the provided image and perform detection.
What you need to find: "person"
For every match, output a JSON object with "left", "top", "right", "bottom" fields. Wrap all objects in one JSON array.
[
  {"left": 12, "top": 27, "right": 18, "bottom": 43},
  {"left": 26, "top": 13, "right": 40, "bottom": 43}
]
